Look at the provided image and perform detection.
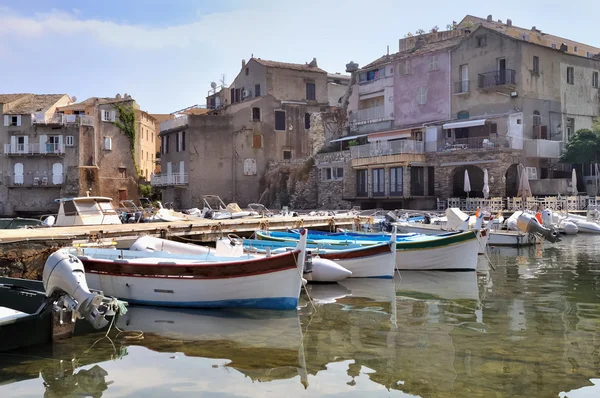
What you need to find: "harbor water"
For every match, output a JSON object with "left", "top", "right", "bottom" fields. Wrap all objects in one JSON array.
[{"left": 1, "top": 235, "right": 599, "bottom": 397}]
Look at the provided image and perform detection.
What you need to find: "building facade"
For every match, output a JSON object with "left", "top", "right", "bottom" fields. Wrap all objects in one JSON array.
[
  {"left": 0, "top": 93, "right": 152, "bottom": 215},
  {"left": 155, "top": 57, "right": 335, "bottom": 209}
]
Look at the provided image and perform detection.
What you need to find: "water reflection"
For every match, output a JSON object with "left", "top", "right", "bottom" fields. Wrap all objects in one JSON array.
[{"left": 0, "top": 236, "right": 600, "bottom": 397}]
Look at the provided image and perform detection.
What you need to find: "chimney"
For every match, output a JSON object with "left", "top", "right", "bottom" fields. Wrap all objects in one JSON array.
[
  {"left": 308, "top": 57, "right": 318, "bottom": 67},
  {"left": 487, "top": 15, "right": 493, "bottom": 22},
  {"left": 415, "top": 37, "right": 426, "bottom": 49},
  {"left": 242, "top": 59, "right": 246, "bottom": 69},
  {"left": 507, "top": 19, "right": 512, "bottom": 27}
]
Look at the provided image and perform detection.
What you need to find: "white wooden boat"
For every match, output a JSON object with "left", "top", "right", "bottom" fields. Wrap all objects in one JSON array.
[{"left": 73, "top": 232, "right": 308, "bottom": 310}]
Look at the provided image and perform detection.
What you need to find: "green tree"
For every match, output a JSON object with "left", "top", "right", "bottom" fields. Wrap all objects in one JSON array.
[{"left": 560, "top": 128, "right": 600, "bottom": 164}]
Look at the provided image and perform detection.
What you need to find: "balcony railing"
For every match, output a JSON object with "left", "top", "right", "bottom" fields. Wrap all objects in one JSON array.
[
  {"left": 151, "top": 173, "right": 189, "bottom": 186},
  {"left": 438, "top": 137, "right": 512, "bottom": 152},
  {"left": 350, "top": 106, "right": 387, "bottom": 124},
  {"left": 4, "top": 143, "right": 66, "bottom": 155},
  {"left": 478, "top": 69, "right": 516, "bottom": 89},
  {"left": 33, "top": 113, "right": 94, "bottom": 127},
  {"left": 454, "top": 80, "right": 470, "bottom": 94},
  {"left": 524, "top": 139, "right": 564, "bottom": 159},
  {"left": 6, "top": 174, "right": 65, "bottom": 187},
  {"left": 350, "top": 140, "right": 424, "bottom": 159}
]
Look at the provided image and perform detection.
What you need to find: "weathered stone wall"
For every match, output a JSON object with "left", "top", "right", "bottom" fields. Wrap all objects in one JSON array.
[
  {"left": 315, "top": 151, "right": 352, "bottom": 209},
  {"left": 260, "top": 158, "right": 318, "bottom": 209},
  {"left": 427, "top": 149, "right": 523, "bottom": 199}
]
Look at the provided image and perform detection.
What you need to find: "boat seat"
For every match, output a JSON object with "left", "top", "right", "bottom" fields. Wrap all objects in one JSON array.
[{"left": 0, "top": 306, "right": 30, "bottom": 325}]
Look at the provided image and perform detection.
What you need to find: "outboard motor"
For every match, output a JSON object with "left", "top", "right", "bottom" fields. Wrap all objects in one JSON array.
[
  {"left": 516, "top": 213, "right": 561, "bottom": 243},
  {"left": 43, "top": 249, "right": 121, "bottom": 329},
  {"left": 304, "top": 251, "right": 313, "bottom": 274},
  {"left": 424, "top": 214, "right": 431, "bottom": 225},
  {"left": 541, "top": 209, "right": 553, "bottom": 227}
]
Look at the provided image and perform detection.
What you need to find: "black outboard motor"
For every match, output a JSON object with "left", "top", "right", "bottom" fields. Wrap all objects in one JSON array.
[
  {"left": 424, "top": 214, "right": 431, "bottom": 224},
  {"left": 381, "top": 214, "right": 395, "bottom": 233},
  {"left": 203, "top": 209, "right": 213, "bottom": 219},
  {"left": 304, "top": 251, "right": 313, "bottom": 274}
]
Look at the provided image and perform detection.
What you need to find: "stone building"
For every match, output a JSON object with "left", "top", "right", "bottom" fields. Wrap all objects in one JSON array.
[
  {"left": 0, "top": 93, "right": 153, "bottom": 216},
  {"left": 334, "top": 20, "right": 600, "bottom": 209},
  {"left": 155, "top": 57, "right": 338, "bottom": 209}
]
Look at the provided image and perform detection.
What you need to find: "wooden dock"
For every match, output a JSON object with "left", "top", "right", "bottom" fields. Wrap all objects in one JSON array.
[{"left": 0, "top": 215, "right": 360, "bottom": 245}]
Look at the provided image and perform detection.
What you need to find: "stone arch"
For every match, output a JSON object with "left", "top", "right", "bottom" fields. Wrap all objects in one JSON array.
[
  {"left": 451, "top": 165, "right": 484, "bottom": 197},
  {"left": 505, "top": 164, "right": 519, "bottom": 197}
]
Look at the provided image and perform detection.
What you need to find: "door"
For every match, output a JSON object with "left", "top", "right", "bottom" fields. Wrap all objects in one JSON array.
[
  {"left": 179, "top": 161, "right": 185, "bottom": 184},
  {"left": 497, "top": 58, "right": 506, "bottom": 84},
  {"left": 52, "top": 163, "right": 63, "bottom": 185},
  {"left": 14, "top": 163, "right": 23, "bottom": 185},
  {"left": 460, "top": 64, "right": 469, "bottom": 92},
  {"left": 167, "top": 161, "right": 172, "bottom": 184}
]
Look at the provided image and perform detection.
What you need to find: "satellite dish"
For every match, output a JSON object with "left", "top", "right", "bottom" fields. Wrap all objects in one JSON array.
[
  {"left": 71, "top": 96, "right": 77, "bottom": 103},
  {"left": 210, "top": 82, "right": 217, "bottom": 89}
]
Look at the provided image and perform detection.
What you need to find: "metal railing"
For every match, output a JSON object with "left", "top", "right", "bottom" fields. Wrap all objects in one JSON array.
[
  {"left": 350, "top": 106, "right": 386, "bottom": 124},
  {"left": 4, "top": 143, "right": 66, "bottom": 155},
  {"left": 437, "top": 136, "right": 512, "bottom": 151},
  {"left": 6, "top": 174, "right": 65, "bottom": 187},
  {"left": 150, "top": 173, "right": 189, "bottom": 186},
  {"left": 478, "top": 69, "right": 516, "bottom": 88},
  {"left": 33, "top": 113, "right": 94, "bottom": 127},
  {"left": 351, "top": 140, "right": 424, "bottom": 159},
  {"left": 454, "top": 80, "right": 470, "bottom": 94}
]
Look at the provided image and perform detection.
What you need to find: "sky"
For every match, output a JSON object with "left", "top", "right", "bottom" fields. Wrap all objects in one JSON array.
[{"left": 0, "top": 0, "right": 597, "bottom": 114}]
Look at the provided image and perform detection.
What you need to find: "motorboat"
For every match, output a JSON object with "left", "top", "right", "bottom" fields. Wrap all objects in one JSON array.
[
  {"left": 51, "top": 195, "right": 122, "bottom": 227},
  {"left": 69, "top": 230, "right": 310, "bottom": 310}
]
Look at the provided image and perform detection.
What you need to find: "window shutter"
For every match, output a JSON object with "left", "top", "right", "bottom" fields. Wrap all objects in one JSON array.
[
  {"left": 110, "top": 110, "right": 116, "bottom": 122},
  {"left": 182, "top": 131, "right": 186, "bottom": 151},
  {"left": 39, "top": 134, "right": 47, "bottom": 154},
  {"left": 10, "top": 135, "right": 15, "bottom": 153},
  {"left": 23, "top": 136, "right": 29, "bottom": 153},
  {"left": 3, "top": 115, "right": 8, "bottom": 127},
  {"left": 15, "top": 115, "right": 21, "bottom": 126}
]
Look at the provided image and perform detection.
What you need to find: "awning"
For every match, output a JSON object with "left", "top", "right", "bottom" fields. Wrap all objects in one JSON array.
[
  {"left": 359, "top": 91, "right": 384, "bottom": 101},
  {"left": 368, "top": 128, "right": 413, "bottom": 142},
  {"left": 329, "top": 134, "right": 368, "bottom": 143},
  {"left": 443, "top": 119, "right": 487, "bottom": 130}
]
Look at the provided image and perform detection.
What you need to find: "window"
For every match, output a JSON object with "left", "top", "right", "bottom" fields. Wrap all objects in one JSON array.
[
  {"left": 255, "top": 84, "right": 261, "bottom": 97},
  {"left": 306, "top": 82, "right": 316, "bottom": 101},
  {"left": 457, "top": 111, "right": 470, "bottom": 119},
  {"left": 372, "top": 168, "right": 385, "bottom": 196},
  {"left": 283, "top": 150, "right": 292, "bottom": 160},
  {"left": 119, "top": 167, "right": 127, "bottom": 179},
  {"left": 235, "top": 88, "right": 241, "bottom": 103},
  {"left": 417, "top": 87, "right": 427, "bottom": 105},
  {"left": 177, "top": 131, "right": 185, "bottom": 152},
  {"left": 305, "top": 113, "right": 311, "bottom": 130},
  {"left": 533, "top": 56, "right": 540, "bottom": 74},
  {"left": 404, "top": 60, "right": 411, "bottom": 75},
  {"left": 567, "top": 67, "right": 574, "bottom": 84},
  {"left": 429, "top": 55, "right": 440, "bottom": 71},
  {"left": 252, "top": 107, "right": 261, "bottom": 121},
  {"left": 321, "top": 167, "right": 343, "bottom": 181},
  {"left": 411, "top": 167, "right": 425, "bottom": 196},
  {"left": 359, "top": 67, "right": 386, "bottom": 82},
  {"left": 521, "top": 33, "right": 530, "bottom": 41},
  {"left": 551, "top": 43, "right": 557, "bottom": 49},
  {"left": 275, "top": 110, "right": 286, "bottom": 131},
  {"left": 574, "top": 46, "right": 578, "bottom": 53},
  {"left": 593, "top": 72, "right": 599, "bottom": 88},
  {"left": 9, "top": 115, "right": 20, "bottom": 126},
  {"left": 252, "top": 135, "right": 263, "bottom": 148},
  {"left": 102, "top": 110, "right": 111, "bottom": 122},
  {"left": 335, "top": 167, "right": 343, "bottom": 179},
  {"left": 322, "top": 168, "right": 332, "bottom": 181},
  {"left": 476, "top": 35, "right": 487, "bottom": 47},
  {"left": 104, "top": 136, "right": 112, "bottom": 150},
  {"left": 390, "top": 167, "right": 403, "bottom": 196},
  {"left": 566, "top": 118, "right": 575, "bottom": 140},
  {"left": 533, "top": 110, "right": 541, "bottom": 126},
  {"left": 588, "top": 52, "right": 595, "bottom": 58},
  {"left": 245, "top": 67, "right": 249, "bottom": 76},
  {"left": 356, "top": 169, "right": 368, "bottom": 196}
]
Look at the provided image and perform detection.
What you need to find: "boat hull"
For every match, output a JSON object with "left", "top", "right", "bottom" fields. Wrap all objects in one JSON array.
[
  {"left": 318, "top": 243, "right": 395, "bottom": 279},
  {"left": 79, "top": 252, "right": 303, "bottom": 310},
  {"left": 394, "top": 231, "right": 479, "bottom": 271},
  {"left": 399, "top": 223, "right": 532, "bottom": 247}
]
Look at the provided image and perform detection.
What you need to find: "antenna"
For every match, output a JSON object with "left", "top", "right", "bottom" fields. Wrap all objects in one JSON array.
[
  {"left": 210, "top": 82, "right": 217, "bottom": 89},
  {"left": 220, "top": 74, "right": 227, "bottom": 87},
  {"left": 387, "top": 45, "right": 389, "bottom": 55}
]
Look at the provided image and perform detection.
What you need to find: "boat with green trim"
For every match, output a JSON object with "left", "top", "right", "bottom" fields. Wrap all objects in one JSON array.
[{"left": 256, "top": 229, "right": 480, "bottom": 271}]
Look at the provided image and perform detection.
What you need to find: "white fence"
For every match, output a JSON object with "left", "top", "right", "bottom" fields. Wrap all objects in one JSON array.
[
  {"left": 350, "top": 140, "right": 424, "bottom": 159},
  {"left": 151, "top": 173, "right": 189, "bottom": 186},
  {"left": 4, "top": 143, "right": 65, "bottom": 155}
]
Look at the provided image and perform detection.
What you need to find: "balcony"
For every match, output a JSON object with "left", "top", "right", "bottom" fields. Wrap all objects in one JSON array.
[
  {"left": 6, "top": 174, "right": 65, "bottom": 187},
  {"left": 524, "top": 139, "right": 564, "bottom": 159},
  {"left": 477, "top": 69, "right": 516, "bottom": 90},
  {"left": 33, "top": 113, "right": 94, "bottom": 127},
  {"left": 350, "top": 140, "right": 425, "bottom": 167},
  {"left": 160, "top": 116, "right": 188, "bottom": 132},
  {"left": 454, "top": 80, "right": 470, "bottom": 94},
  {"left": 437, "top": 137, "right": 512, "bottom": 152},
  {"left": 4, "top": 143, "right": 66, "bottom": 156},
  {"left": 151, "top": 173, "right": 189, "bottom": 187},
  {"left": 350, "top": 106, "right": 389, "bottom": 125}
]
